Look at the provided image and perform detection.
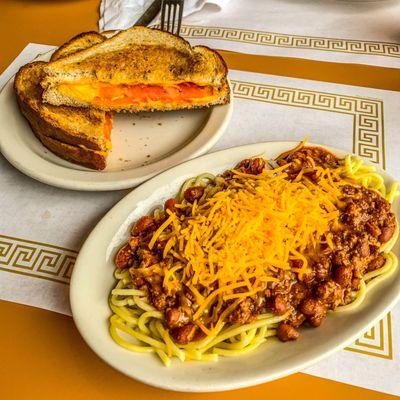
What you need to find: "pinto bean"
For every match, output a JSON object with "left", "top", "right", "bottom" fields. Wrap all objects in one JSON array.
[
  {"left": 359, "top": 237, "right": 370, "bottom": 257},
  {"left": 367, "top": 254, "right": 386, "bottom": 272},
  {"left": 115, "top": 244, "right": 133, "bottom": 269},
  {"left": 334, "top": 265, "right": 353, "bottom": 287},
  {"left": 193, "top": 328, "right": 206, "bottom": 342},
  {"left": 132, "top": 216, "right": 156, "bottom": 236},
  {"left": 300, "top": 298, "right": 319, "bottom": 316},
  {"left": 300, "top": 297, "right": 327, "bottom": 326},
  {"left": 269, "top": 294, "right": 288, "bottom": 315},
  {"left": 164, "top": 198, "right": 176, "bottom": 212},
  {"left": 379, "top": 226, "right": 395, "bottom": 243},
  {"left": 170, "top": 323, "right": 197, "bottom": 344},
  {"left": 184, "top": 186, "right": 205, "bottom": 203},
  {"left": 309, "top": 315, "right": 325, "bottom": 327},
  {"left": 276, "top": 323, "right": 300, "bottom": 342}
]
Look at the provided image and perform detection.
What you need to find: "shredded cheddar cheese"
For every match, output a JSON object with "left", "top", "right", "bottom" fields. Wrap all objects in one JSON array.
[
  {"left": 149, "top": 164, "right": 345, "bottom": 322},
  {"left": 110, "top": 144, "right": 400, "bottom": 367}
]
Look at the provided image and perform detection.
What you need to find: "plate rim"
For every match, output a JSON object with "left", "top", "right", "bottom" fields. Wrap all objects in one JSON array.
[
  {"left": 70, "top": 140, "right": 400, "bottom": 392},
  {"left": 0, "top": 53, "right": 233, "bottom": 191}
]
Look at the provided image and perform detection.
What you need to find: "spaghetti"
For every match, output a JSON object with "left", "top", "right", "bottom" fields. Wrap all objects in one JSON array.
[{"left": 109, "top": 142, "right": 399, "bottom": 366}]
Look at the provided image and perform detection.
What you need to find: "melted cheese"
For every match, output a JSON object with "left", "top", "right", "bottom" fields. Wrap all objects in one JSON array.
[
  {"left": 56, "top": 81, "right": 217, "bottom": 107},
  {"left": 149, "top": 163, "right": 346, "bottom": 321}
]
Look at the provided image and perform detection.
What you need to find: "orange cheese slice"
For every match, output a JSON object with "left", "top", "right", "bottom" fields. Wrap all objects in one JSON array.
[{"left": 57, "top": 82, "right": 216, "bottom": 107}]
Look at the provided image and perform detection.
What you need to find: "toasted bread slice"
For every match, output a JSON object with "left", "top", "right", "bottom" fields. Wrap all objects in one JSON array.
[
  {"left": 15, "top": 61, "right": 111, "bottom": 152},
  {"left": 41, "top": 27, "right": 230, "bottom": 112},
  {"left": 14, "top": 32, "right": 112, "bottom": 170},
  {"left": 34, "top": 129, "right": 107, "bottom": 170},
  {"left": 51, "top": 31, "right": 105, "bottom": 62}
]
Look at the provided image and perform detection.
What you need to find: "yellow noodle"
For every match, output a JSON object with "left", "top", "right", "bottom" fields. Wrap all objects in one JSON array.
[
  {"left": 138, "top": 311, "right": 163, "bottom": 334},
  {"left": 109, "top": 149, "right": 398, "bottom": 366},
  {"left": 155, "top": 349, "right": 171, "bottom": 367}
]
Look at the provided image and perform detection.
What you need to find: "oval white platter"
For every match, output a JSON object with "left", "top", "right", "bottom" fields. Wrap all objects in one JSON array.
[
  {"left": 0, "top": 50, "right": 232, "bottom": 191},
  {"left": 70, "top": 141, "right": 400, "bottom": 392}
]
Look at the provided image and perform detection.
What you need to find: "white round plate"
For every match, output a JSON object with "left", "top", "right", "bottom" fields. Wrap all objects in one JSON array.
[
  {"left": 0, "top": 50, "right": 232, "bottom": 191},
  {"left": 70, "top": 141, "right": 400, "bottom": 392}
]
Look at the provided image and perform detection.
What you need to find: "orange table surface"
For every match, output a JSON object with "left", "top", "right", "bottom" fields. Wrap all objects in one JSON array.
[{"left": 0, "top": 1, "right": 399, "bottom": 399}]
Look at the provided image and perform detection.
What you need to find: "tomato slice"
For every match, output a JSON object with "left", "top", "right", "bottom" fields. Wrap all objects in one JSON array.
[
  {"left": 94, "top": 82, "right": 214, "bottom": 106},
  {"left": 103, "top": 112, "right": 113, "bottom": 141},
  {"left": 178, "top": 83, "right": 213, "bottom": 99}
]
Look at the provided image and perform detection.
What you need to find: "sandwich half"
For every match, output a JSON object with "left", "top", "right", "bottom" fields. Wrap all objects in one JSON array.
[
  {"left": 14, "top": 32, "right": 113, "bottom": 170},
  {"left": 41, "top": 26, "right": 230, "bottom": 112}
]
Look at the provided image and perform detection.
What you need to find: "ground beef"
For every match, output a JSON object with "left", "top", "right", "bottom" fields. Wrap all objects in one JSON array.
[
  {"left": 316, "top": 280, "right": 343, "bottom": 309},
  {"left": 149, "top": 285, "right": 176, "bottom": 311},
  {"left": 330, "top": 185, "right": 395, "bottom": 281},
  {"left": 166, "top": 307, "right": 190, "bottom": 328},
  {"left": 114, "top": 151, "right": 396, "bottom": 345},
  {"left": 288, "top": 282, "right": 311, "bottom": 307},
  {"left": 228, "top": 298, "right": 256, "bottom": 324},
  {"left": 314, "top": 256, "right": 331, "bottom": 281},
  {"left": 136, "top": 249, "right": 159, "bottom": 269}
]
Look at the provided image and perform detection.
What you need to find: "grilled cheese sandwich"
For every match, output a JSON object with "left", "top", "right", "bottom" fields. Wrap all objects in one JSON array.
[
  {"left": 41, "top": 27, "right": 230, "bottom": 112},
  {"left": 14, "top": 32, "right": 113, "bottom": 170}
]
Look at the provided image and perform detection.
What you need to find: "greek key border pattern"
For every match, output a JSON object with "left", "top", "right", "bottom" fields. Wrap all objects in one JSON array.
[
  {"left": 180, "top": 25, "right": 400, "bottom": 58},
  {"left": 0, "top": 234, "right": 76, "bottom": 284},
  {"left": 231, "top": 80, "right": 385, "bottom": 168},
  {"left": 345, "top": 313, "right": 393, "bottom": 359}
]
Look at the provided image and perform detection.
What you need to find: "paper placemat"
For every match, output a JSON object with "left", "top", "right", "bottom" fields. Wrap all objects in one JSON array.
[
  {"left": 179, "top": 0, "right": 400, "bottom": 68},
  {"left": 1, "top": 44, "right": 400, "bottom": 396}
]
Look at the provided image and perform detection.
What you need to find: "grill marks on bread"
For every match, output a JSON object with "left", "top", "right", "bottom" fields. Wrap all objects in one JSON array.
[{"left": 40, "top": 27, "right": 229, "bottom": 112}]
